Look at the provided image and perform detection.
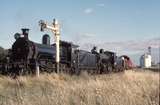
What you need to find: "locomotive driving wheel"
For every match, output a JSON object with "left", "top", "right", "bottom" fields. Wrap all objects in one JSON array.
[
  {"left": 99, "top": 62, "right": 106, "bottom": 74},
  {"left": 60, "top": 64, "right": 67, "bottom": 73},
  {"left": 107, "top": 63, "right": 113, "bottom": 73},
  {"left": 46, "top": 62, "right": 55, "bottom": 73}
]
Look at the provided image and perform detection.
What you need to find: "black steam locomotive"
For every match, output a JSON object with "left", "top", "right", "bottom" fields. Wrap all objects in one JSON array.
[{"left": 0, "top": 28, "right": 120, "bottom": 75}]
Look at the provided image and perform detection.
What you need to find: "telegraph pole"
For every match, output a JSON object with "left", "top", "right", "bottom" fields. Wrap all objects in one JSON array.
[{"left": 39, "top": 19, "right": 60, "bottom": 73}]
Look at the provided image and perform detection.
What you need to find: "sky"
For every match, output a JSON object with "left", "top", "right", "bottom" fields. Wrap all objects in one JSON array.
[{"left": 0, "top": 0, "right": 160, "bottom": 64}]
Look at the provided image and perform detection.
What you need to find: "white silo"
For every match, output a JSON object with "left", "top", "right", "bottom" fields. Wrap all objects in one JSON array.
[
  {"left": 140, "top": 54, "right": 152, "bottom": 68},
  {"left": 140, "top": 47, "right": 152, "bottom": 68}
]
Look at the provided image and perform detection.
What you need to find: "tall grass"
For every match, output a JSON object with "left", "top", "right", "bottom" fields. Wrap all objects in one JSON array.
[{"left": 0, "top": 69, "right": 159, "bottom": 105}]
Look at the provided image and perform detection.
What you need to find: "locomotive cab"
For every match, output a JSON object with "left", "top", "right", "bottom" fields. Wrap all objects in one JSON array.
[{"left": 55, "top": 41, "right": 78, "bottom": 64}]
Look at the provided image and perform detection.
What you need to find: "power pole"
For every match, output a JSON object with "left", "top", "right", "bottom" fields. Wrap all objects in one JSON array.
[{"left": 39, "top": 19, "right": 60, "bottom": 73}]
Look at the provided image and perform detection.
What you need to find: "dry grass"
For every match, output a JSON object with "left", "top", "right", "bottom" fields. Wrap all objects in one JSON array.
[{"left": 0, "top": 69, "right": 159, "bottom": 105}]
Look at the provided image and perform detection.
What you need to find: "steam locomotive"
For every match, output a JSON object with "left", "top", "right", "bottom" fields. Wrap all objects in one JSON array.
[{"left": 0, "top": 28, "right": 126, "bottom": 76}]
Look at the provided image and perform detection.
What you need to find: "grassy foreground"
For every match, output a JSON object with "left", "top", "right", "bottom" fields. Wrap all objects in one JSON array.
[{"left": 0, "top": 69, "right": 159, "bottom": 105}]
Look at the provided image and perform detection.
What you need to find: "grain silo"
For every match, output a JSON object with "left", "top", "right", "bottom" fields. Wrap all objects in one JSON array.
[
  {"left": 140, "top": 54, "right": 152, "bottom": 68},
  {"left": 140, "top": 47, "right": 152, "bottom": 68}
]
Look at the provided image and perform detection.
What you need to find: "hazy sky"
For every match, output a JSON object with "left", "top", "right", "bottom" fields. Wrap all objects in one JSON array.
[{"left": 0, "top": 0, "right": 160, "bottom": 48}]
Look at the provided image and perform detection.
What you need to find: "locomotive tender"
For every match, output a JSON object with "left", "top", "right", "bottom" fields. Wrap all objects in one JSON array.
[{"left": 0, "top": 28, "right": 121, "bottom": 75}]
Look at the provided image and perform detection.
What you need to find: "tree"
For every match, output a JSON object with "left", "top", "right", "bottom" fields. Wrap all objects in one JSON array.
[{"left": 0, "top": 46, "right": 8, "bottom": 61}]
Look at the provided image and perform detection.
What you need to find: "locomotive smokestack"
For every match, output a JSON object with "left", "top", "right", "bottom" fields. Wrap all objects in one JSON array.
[{"left": 21, "top": 28, "right": 29, "bottom": 40}]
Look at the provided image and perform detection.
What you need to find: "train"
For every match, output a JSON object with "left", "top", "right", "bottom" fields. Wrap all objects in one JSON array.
[{"left": 0, "top": 28, "right": 133, "bottom": 76}]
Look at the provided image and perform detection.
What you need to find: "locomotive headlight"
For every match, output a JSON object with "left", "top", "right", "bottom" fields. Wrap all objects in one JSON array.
[{"left": 14, "top": 33, "right": 21, "bottom": 40}]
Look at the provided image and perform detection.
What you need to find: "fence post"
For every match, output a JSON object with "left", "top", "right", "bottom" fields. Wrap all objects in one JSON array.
[{"left": 36, "top": 63, "right": 40, "bottom": 77}]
